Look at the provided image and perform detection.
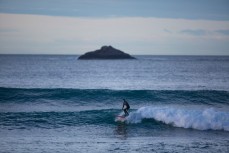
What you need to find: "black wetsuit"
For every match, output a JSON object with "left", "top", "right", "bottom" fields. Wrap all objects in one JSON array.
[{"left": 122, "top": 100, "right": 130, "bottom": 116}]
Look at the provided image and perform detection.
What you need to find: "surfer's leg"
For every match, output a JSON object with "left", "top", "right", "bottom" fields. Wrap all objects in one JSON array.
[
  {"left": 124, "top": 109, "right": 129, "bottom": 116},
  {"left": 124, "top": 109, "right": 127, "bottom": 115}
]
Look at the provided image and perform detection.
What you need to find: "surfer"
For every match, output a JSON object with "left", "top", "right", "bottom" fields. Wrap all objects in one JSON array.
[{"left": 122, "top": 99, "right": 130, "bottom": 116}]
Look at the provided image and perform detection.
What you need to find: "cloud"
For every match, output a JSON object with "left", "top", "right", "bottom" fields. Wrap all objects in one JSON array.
[
  {"left": 0, "top": 13, "right": 229, "bottom": 55},
  {"left": 0, "top": 28, "right": 20, "bottom": 33},
  {"left": 0, "top": 0, "right": 229, "bottom": 20},
  {"left": 180, "top": 29, "right": 207, "bottom": 36},
  {"left": 164, "top": 29, "right": 172, "bottom": 34},
  {"left": 215, "top": 29, "right": 229, "bottom": 35}
]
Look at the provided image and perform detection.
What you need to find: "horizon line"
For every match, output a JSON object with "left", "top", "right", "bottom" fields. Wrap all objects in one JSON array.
[{"left": 1, "top": 53, "right": 229, "bottom": 57}]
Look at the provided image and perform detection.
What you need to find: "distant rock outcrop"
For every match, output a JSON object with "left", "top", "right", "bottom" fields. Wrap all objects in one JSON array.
[{"left": 78, "top": 46, "right": 136, "bottom": 60}]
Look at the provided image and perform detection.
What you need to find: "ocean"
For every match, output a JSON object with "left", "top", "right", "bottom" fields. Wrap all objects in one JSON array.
[{"left": 0, "top": 55, "right": 229, "bottom": 153}]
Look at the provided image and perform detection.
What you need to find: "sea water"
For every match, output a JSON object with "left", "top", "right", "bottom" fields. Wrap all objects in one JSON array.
[{"left": 0, "top": 55, "right": 229, "bottom": 153}]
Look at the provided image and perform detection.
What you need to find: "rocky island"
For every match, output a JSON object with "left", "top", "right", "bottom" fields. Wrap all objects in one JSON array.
[{"left": 78, "top": 46, "right": 136, "bottom": 60}]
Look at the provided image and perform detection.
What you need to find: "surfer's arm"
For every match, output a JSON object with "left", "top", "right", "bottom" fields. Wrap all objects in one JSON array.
[{"left": 122, "top": 103, "right": 125, "bottom": 110}]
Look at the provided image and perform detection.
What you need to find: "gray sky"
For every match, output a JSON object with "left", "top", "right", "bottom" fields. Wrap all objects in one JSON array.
[{"left": 0, "top": 0, "right": 229, "bottom": 55}]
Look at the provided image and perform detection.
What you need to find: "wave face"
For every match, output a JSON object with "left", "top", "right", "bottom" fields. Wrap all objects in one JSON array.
[
  {"left": 0, "top": 109, "right": 117, "bottom": 129},
  {"left": 126, "top": 107, "right": 229, "bottom": 131},
  {"left": 0, "top": 87, "right": 229, "bottom": 131}
]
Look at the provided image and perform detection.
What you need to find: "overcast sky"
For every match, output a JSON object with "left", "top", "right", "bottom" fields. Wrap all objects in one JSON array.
[{"left": 0, "top": 0, "right": 229, "bottom": 55}]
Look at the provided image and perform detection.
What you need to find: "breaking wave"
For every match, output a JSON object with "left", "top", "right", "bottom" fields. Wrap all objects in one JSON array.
[{"left": 126, "top": 106, "right": 229, "bottom": 131}]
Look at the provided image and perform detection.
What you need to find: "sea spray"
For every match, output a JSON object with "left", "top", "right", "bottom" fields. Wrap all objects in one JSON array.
[{"left": 126, "top": 106, "right": 229, "bottom": 131}]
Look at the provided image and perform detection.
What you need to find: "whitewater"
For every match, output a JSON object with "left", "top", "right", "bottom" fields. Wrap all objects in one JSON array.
[{"left": 125, "top": 106, "right": 229, "bottom": 131}]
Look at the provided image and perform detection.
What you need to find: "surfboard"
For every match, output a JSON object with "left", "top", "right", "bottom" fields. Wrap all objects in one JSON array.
[{"left": 115, "top": 115, "right": 127, "bottom": 122}]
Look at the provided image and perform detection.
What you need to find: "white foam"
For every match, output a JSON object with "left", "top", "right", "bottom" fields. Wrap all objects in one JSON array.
[{"left": 126, "top": 106, "right": 229, "bottom": 131}]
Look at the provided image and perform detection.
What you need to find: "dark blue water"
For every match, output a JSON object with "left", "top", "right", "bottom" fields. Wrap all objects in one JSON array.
[
  {"left": 1, "top": 55, "right": 228, "bottom": 90},
  {"left": 0, "top": 55, "right": 229, "bottom": 153}
]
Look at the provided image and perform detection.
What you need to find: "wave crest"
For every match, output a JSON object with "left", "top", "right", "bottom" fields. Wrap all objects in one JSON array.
[{"left": 126, "top": 106, "right": 229, "bottom": 131}]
